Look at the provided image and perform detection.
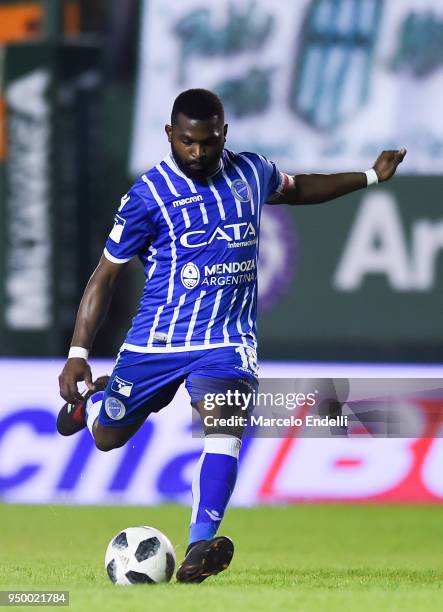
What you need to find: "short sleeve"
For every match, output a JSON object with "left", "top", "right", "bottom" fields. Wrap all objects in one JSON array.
[
  {"left": 260, "top": 155, "right": 285, "bottom": 202},
  {"left": 104, "top": 188, "right": 156, "bottom": 264}
]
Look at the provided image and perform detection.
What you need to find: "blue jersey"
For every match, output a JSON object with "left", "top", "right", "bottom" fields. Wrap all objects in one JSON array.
[{"left": 104, "top": 149, "right": 283, "bottom": 353}]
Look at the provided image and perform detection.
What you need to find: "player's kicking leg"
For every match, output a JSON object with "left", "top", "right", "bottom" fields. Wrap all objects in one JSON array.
[
  {"left": 175, "top": 427, "right": 240, "bottom": 583},
  {"left": 176, "top": 353, "right": 256, "bottom": 583}
]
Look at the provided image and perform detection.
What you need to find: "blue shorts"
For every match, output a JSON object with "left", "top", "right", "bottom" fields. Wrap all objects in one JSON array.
[{"left": 98, "top": 345, "right": 258, "bottom": 428}]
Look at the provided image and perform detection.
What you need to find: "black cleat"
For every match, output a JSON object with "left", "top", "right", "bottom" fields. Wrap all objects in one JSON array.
[
  {"left": 176, "top": 536, "right": 234, "bottom": 583},
  {"left": 57, "top": 375, "right": 109, "bottom": 436}
]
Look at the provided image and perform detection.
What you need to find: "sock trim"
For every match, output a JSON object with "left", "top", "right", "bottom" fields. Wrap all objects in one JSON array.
[
  {"left": 86, "top": 397, "right": 102, "bottom": 436},
  {"left": 204, "top": 435, "right": 241, "bottom": 458}
]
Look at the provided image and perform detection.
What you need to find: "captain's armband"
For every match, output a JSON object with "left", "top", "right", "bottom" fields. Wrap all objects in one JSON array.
[
  {"left": 268, "top": 172, "right": 296, "bottom": 202},
  {"left": 276, "top": 172, "right": 296, "bottom": 195}
]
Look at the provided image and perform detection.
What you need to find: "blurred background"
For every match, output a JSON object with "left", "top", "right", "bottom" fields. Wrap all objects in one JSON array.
[{"left": 1, "top": 0, "right": 443, "bottom": 507}]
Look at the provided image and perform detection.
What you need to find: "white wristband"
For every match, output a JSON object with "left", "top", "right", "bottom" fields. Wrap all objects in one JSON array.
[
  {"left": 68, "top": 346, "right": 89, "bottom": 360},
  {"left": 365, "top": 168, "right": 379, "bottom": 187}
]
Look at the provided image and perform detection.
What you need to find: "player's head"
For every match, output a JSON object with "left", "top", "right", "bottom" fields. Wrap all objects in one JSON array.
[{"left": 165, "top": 88, "right": 228, "bottom": 181}]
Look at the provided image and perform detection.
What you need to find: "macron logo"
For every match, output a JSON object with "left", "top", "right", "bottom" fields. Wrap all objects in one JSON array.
[
  {"left": 204, "top": 509, "right": 222, "bottom": 522},
  {"left": 173, "top": 195, "right": 203, "bottom": 207}
]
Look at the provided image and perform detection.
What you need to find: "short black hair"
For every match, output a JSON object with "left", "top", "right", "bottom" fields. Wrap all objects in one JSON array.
[{"left": 171, "top": 88, "right": 224, "bottom": 124}]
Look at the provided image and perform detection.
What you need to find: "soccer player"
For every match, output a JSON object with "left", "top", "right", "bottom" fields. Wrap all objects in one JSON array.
[{"left": 57, "top": 88, "right": 406, "bottom": 583}]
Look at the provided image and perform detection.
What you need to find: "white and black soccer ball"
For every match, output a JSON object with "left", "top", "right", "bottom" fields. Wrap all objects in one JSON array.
[{"left": 105, "top": 526, "right": 176, "bottom": 585}]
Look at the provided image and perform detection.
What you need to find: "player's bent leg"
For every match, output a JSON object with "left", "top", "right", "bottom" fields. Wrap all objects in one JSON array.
[
  {"left": 81, "top": 390, "right": 146, "bottom": 452},
  {"left": 81, "top": 350, "right": 185, "bottom": 452}
]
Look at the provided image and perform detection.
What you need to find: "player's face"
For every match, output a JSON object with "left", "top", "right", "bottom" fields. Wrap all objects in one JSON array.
[{"left": 166, "top": 113, "right": 227, "bottom": 181}]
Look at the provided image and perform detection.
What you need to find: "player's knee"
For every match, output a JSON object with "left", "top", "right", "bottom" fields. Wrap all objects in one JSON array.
[
  {"left": 94, "top": 438, "right": 117, "bottom": 452},
  {"left": 94, "top": 433, "right": 126, "bottom": 452}
]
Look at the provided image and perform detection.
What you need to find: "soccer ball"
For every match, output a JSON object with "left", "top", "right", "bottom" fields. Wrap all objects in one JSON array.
[{"left": 105, "top": 526, "right": 176, "bottom": 585}]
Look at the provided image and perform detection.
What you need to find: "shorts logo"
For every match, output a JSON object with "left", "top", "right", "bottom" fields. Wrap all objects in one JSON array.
[
  {"left": 111, "top": 376, "right": 133, "bottom": 398},
  {"left": 181, "top": 262, "right": 200, "bottom": 288},
  {"left": 231, "top": 179, "right": 252, "bottom": 202},
  {"left": 105, "top": 397, "right": 126, "bottom": 420}
]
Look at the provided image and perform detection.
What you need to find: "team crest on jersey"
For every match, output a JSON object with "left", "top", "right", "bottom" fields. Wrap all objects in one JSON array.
[
  {"left": 181, "top": 262, "right": 200, "bottom": 288},
  {"left": 105, "top": 397, "right": 126, "bottom": 420},
  {"left": 231, "top": 179, "right": 252, "bottom": 202}
]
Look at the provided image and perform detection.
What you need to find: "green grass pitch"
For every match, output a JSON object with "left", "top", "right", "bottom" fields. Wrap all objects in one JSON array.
[{"left": 1, "top": 504, "right": 443, "bottom": 611}]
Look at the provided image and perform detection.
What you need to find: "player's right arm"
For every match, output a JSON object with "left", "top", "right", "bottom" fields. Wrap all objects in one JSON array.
[
  {"left": 58, "top": 255, "right": 128, "bottom": 404},
  {"left": 58, "top": 182, "right": 156, "bottom": 404}
]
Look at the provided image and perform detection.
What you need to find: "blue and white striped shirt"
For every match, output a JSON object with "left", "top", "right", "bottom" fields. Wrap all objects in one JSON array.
[{"left": 104, "top": 149, "right": 282, "bottom": 352}]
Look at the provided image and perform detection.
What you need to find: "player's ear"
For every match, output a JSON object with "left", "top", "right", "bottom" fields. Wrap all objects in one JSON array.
[
  {"left": 165, "top": 124, "right": 172, "bottom": 142},
  {"left": 224, "top": 124, "right": 228, "bottom": 141}
]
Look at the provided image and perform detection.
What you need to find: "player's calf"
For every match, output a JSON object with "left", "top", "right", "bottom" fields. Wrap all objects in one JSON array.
[{"left": 93, "top": 421, "right": 144, "bottom": 452}]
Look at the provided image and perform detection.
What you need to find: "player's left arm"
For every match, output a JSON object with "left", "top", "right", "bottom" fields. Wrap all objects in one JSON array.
[{"left": 269, "top": 149, "right": 407, "bottom": 205}]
